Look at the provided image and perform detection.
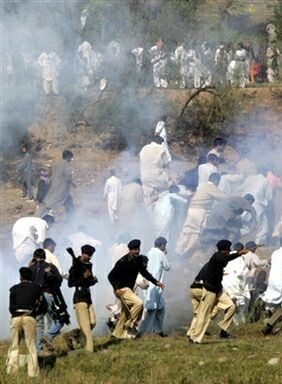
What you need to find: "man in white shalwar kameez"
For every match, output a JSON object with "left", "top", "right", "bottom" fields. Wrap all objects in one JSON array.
[
  {"left": 219, "top": 173, "right": 243, "bottom": 196},
  {"left": 174, "top": 42, "right": 189, "bottom": 89},
  {"left": 198, "top": 154, "right": 219, "bottom": 186},
  {"left": 176, "top": 173, "right": 226, "bottom": 257},
  {"left": 260, "top": 239, "right": 282, "bottom": 334},
  {"left": 229, "top": 43, "right": 248, "bottom": 88},
  {"left": 131, "top": 46, "right": 144, "bottom": 74},
  {"left": 207, "top": 137, "right": 227, "bottom": 162},
  {"left": 239, "top": 172, "right": 272, "bottom": 244},
  {"left": 222, "top": 244, "right": 250, "bottom": 324},
  {"left": 260, "top": 242, "right": 282, "bottom": 307},
  {"left": 76, "top": 41, "right": 93, "bottom": 91},
  {"left": 139, "top": 136, "right": 170, "bottom": 209},
  {"left": 37, "top": 51, "right": 61, "bottom": 95},
  {"left": 150, "top": 39, "right": 168, "bottom": 88},
  {"left": 119, "top": 179, "right": 144, "bottom": 218},
  {"left": 103, "top": 169, "right": 122, "bottom": 223},
  {"left": 155, "top": 115, "right": 171, "bottom": 162},
  {"left": 139, "top": 237, "right": 170, "bottom": 335},
  {"left": 12, "top": 215, "right": 54, "bottom": 263},
  {"left": 80, "top": 8, "right": 88, "bottom": 31},
  {"left": 153, "top": 185, "right": 187, "bottom": 242}
]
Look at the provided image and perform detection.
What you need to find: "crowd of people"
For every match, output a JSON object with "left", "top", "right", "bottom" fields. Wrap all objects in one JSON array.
[
  {"left": 4, "top": 28, "right": 281, "bottom": 97},
  {"left": 6, "top": 115, "right": 282, "bottom": 378}
]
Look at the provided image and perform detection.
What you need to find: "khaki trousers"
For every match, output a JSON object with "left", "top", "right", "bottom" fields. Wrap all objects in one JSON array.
[
  {"left": 187, "top": 288, "right": 203, "bottom": 337},
  {"left": 212, "top": 291, "right": 236, "bottom": 331},
  {"left": 190, "top": 289, "right": 235, "bottom": 343},
  {"left": 75, "top": 302, "right": 96, "bottom": 352},
  {"left": 112, "top": 288, "right": 143, "bottom": 339},
  {"left": 6, "top": 316, "right": 39, "bottom": 377}
]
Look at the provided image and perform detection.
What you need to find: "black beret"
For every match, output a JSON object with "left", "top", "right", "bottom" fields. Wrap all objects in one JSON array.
[
  {"left": 245, "top": 241, "right": 257, "bottom": 250},
  {"left": 128, "top": 239, "right": 141, "bottom": 250},
  {"left": 216, "top": 240, "right": 232, "bottom": 251}
]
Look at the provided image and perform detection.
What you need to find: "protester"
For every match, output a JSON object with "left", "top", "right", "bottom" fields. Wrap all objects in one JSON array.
[
  {"left": 36, "top": 150, "right": 76, "bottom": 219},
  {"left": 153, "top": 185, "right": 187, "bottom": 242},
  {"left": 150, "top": 38, "right": 168, "bottom": 88},
  {"left": 174, "top": 42, "right": 189, "bottom": 89},
  {"left": 222, "top": 242, "right": 250, "bottom": 324},
  {"left": 260, "top": 238, "right": 282, "bottom": 312},
  {"left": 37, "top": 51, "right": 61, "bottom": 95},
  {"left": 198, "top": 154, "right": 219, "bottom": 185},
  {"left": 139, "top": 136, "right": 170, "bottom": 208},
  {"left": 154, "top": 115, "right": 171, "bottom": 162},
  {"left": 204, "top": 194, "right": 256, "bottom": 243},
  {"left": 68, "top": 245, "right": 98, "bottom": 352},
  {"left": 36, "top": 168, "right": 51, "bottom": 204},
  {"left": 18, "top": 145, "right": 34, "bottom": 202},
  {"left": 239, "top": 171, "right": 272, "bottom": 243},
  {"left": 12, "top": 214, "right": 54, "bottom": 263},
  {"left": 119, "top": 179, "right": 144, "bottom": 218},
  {"left": 176, "top": 173, "right": 226, "bottom": 258},
  {"left": 43, "top": 237, "right": 64, "bottom": 276},
  {"left": 103, "top": 169, "right": 122, "bottom": 223},
  {"left": 139, "top": 237, "right": 170, "bottom": 336},
  {"left": 207, "top": 137, "right": 227, "bottom": 161}
]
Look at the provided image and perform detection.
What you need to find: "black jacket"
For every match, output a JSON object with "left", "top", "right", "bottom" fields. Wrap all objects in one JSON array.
[
  {"left": 68, "top": 257, "right": 97, "bottom": 304},
  {"left": 9, "top": 281, "right": 45, "bottom": 318},
  {"left": 204, "top": 251, "right": 241, "bottom": 294},
  {"left": 108, "top": 253, "right": 158, "bottom": 291},
  {"left": 30, "top": 261, "right": 62, "bottom": 292},
  {"left": 190, "top": 263, "right": 209, "bottom": 289}
]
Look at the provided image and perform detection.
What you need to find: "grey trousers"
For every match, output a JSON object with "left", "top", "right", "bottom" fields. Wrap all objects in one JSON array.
[{"left": 139, "top": 307, "right": 165, "bottom": 334}]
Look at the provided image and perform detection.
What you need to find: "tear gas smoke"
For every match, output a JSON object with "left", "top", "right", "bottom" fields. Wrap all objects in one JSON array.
[{"left": 1, "top": 1, "right": 282, "bottom": 340}]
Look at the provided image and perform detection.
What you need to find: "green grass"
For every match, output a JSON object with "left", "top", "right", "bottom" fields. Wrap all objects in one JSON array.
[{"left": 1, "top": 323, "right": 281, "bottom": 384}]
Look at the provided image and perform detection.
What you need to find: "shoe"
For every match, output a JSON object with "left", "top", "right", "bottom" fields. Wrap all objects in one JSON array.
[
  {"left": 158, "top": 332, "right": 168, "bottom": 337},
  {"left": 262, "top": 324, "right": 273, "bottom": 335},
  {"left": 127, "top": 328, "right": 141, "bottom": 339},
  {"left": 219, "top": 329, "right": 234, "bottom": 339},
  {"left": 189, "top": 338, "right": 200, "bottom": 344},
  {"left": 25, "top": 199, "right": 34, "bottom": 202}
]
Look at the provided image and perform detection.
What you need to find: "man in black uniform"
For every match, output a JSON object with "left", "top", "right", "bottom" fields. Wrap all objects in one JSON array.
[
  {"left": 189, "top": 240, "right": 247, "bottom": 344},
  {"left": 68, "top": 244, "right": 98, "bottom": 352},
  {"left": 108, "top": 239, "right": 164, "bottom": 339},
  {"left": 6, "top": 267, "right": 45, "bottom": 377}
]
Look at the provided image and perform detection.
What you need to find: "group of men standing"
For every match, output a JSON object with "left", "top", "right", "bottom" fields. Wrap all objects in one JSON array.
[{"left": 5, "top": 31, "right": 280, "bottom": 98}]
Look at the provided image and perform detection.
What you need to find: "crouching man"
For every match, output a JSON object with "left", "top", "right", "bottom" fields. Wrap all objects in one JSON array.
[
  {"left": 6, "top": 267, "right": 46, "bottom": 378},
  {"left": 108, "top": 239, "right": 164, "bottom": 339}
]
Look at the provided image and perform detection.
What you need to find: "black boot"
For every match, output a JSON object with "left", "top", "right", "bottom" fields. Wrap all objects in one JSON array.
[
  {"left": 262, "top": 324, "right": 273, "bottom": 335},
  {"left": 219, "top": 329, "right": 234, "bottom": 339}
]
